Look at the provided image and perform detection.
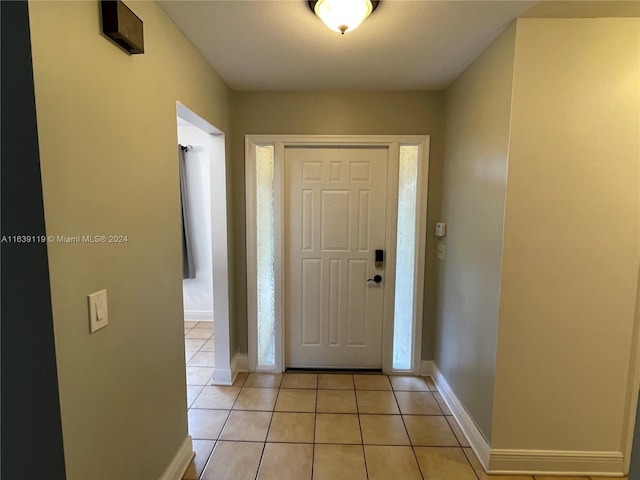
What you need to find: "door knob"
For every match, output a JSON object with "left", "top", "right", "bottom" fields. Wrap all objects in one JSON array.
[{"left": 367, "top": 275, "right": 382, "bottom": 284}]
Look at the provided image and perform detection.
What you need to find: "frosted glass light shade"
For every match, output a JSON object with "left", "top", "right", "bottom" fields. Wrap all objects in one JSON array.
[{"left": 314, "top": 0, "right": 373, "bottom": 34}]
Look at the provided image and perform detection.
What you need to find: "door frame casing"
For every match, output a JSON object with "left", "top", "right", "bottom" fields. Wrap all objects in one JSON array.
[
  {"left": 177, "top": 102, "right": 233, "bottom": 385},
  {"left": 245, "top": 135, "right": 430, "bottom": 374}
]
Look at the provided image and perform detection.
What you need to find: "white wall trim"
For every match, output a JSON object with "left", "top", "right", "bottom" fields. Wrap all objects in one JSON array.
[
  {"left": 208, "top": 133, "right": 232, "bottom": 390},
  {"left": 233, "top": 352, "right": 248, "bottom": 375},
  {"left": 488, "top": 449, "right": 625, "bottom": 477},
  {"left": 212, "top": 365, "right": 232, "bottom": 385},
  {"left": 410, "top": 139, "right": 430, "bottom": 375},
  {"left": 429, "top": 362, "right": 627, "bottom": 477},
  {"left": 420, "top": 360, "right": 435, "bottom": 375},
  {"left": 183, "top": 310, "right": 213, "bottom": 321},
  {"left": 430, "top": 363, "right": 492, "bottom": 467},
  {"left": 159, "top": 435, "right": 193, "bottom": 480},
  {"left": 213, "top": 352, "right": 248, "bottom": 386},
  {"left": 177, "top": 102, "right": 232, "bottom": 392}
]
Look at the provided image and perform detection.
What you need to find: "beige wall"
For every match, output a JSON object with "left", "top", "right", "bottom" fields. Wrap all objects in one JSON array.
[
  {"left": 522, "top": 0, "right": 640, "bottom": 18},
  {"left": 492, "top": 17, "right": 640, "bottom": 453},
  {"left": 437, "top": 14, "right": 640, "bottom": 461},
  {"left": 230, "top": 91, "right": 444, "bottom": 358},
  {"left": 28, "top": 1, "right": 231, "bottom": 478},
  {"left": 436, "top": 23, "right": 517, "bottom": 442}
]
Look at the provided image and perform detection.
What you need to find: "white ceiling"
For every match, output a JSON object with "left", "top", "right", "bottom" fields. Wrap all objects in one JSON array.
[{"left": 159, "top": 0, "right": 540, "bottom": 91}]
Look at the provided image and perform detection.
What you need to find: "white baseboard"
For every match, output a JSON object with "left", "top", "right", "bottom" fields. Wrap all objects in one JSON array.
[
  {"left": 184, "top": 310, "right": 213, "bottom": 321},
  {"left": 212, "top": 361, "right": 232, "bottom": 385},
  {"left": 212, "top": 352, "right": 248, "bottom": 386},
  {"left": 231, "top": 352, "right": 248, "bottom": 384},
  {"left": 159, "top": 435, "right": 193, "bottom": 480},
  {"left": 420, "top": 360, "right": 435, "bottom": 375},
  {"left": 430, "top": 364, "right": 492, "bottom": 467},
  {"left": 234, "top": 352, "right": 248, "bottom": 372},
  {"left": 212, "top": 368, "right": 232, "bottom": 385},
  {"left": 489, "top": 449, "right": 625, "bottom": 476},
  {"left": 429, "top": 362, "right": 626, "bottom": 477}
]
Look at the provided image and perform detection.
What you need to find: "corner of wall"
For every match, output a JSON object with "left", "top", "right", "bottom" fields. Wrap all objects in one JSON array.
[{"left": 435, "top": 19, "right": 518, "bottom": 444}]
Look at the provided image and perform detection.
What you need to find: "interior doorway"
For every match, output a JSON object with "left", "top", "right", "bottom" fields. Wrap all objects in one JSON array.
[
  {"left": 179, "top": 120, "right": 214, "bottom": 323},
  {"left": 176, "top": 102, "right": 232, "bottom": 386},
  {"left": 179, "top": 117, "right": 216, "bottom": 398}
]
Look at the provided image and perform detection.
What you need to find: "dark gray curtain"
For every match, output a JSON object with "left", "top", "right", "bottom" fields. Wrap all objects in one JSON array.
[{"left": 179, "top": 145, "right": 195, "bottom": 279}]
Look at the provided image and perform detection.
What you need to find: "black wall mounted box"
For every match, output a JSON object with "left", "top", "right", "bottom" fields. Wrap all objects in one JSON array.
[{"left": 101, "top": 1, "right": 144, "bottom": 54}]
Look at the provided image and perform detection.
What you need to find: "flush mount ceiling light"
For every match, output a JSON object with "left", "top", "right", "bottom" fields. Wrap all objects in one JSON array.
[{"left": 308, "top": 0, "right": 379, "bottom": 35}]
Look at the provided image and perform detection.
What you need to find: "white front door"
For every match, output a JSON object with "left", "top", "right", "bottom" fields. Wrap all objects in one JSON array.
[{"left": 285, "top": 146, "right": 388, "bottom": 368}]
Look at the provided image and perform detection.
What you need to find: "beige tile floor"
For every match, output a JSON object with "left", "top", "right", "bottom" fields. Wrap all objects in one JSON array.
[
  {"left": 182, "top": 323, "right": 627, "bottom": 480},
  {"left": 185, "top": 321, "right": 216, "bottom": 410}
]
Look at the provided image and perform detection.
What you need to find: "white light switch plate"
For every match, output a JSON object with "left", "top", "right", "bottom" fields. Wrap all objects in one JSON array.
[
  {"left": 437, "top": 242, "right": 446, "bottom": 260},
  {"left": 88, "top": 289, "right": 108, "bottom": 333}
]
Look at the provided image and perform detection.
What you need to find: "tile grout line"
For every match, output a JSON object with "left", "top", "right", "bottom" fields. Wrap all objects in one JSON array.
[
  {"left": 194, "top": 363, "right": 238, "bottom": 479},
  {"left": 253, "top": 373, "right": 279, "bottom": 480},
  {"left": 461, "top": 447, "right": 482, "bottom": 480},
  {"left": 310, "top": 375, "right": 319, "bottom": 480},
  {"left": 195, "top": 409, "right": 232, "bottom": 479},
  {"left": 391, "top": 379, "right": 426, "bottom": 480},
  {"left": 353, "top": 375, "right": 371, "bottom": 480},
  {"left": 193, "top": 441, "right": 216, "bottom": 480}
]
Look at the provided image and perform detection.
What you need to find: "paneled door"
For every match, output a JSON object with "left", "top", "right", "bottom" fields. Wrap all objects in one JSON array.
[{"left": 285, "top": 147, "right": 388, "bottom": 368}]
